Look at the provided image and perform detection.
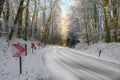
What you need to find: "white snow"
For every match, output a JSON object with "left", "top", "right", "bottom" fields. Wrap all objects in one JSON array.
[
  {"left": 0, "top": 38, "right": 120, "bottom": 80},
  {"left": 43, "top": 47, "right": 120, "bottom": 80},
  {"left": 75, "top": 42, "right": 120, "bottom": 64},
  {"left": 0, "top": 38, "right": 50, "bottom": 80}
]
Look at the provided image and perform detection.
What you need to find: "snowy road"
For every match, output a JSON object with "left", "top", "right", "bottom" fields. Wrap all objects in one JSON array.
[{"left": 43, "top": 47, "right": 120, "bottom": 80}]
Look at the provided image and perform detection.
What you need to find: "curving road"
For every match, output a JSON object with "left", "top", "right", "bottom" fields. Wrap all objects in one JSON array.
[{"left": 43, "top": 47, "right": 120, "bottom": 80}]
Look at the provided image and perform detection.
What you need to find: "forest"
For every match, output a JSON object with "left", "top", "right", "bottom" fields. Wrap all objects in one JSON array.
[
  {"left": 0, "top": 0, "right": 120, "bottom": 47},
  {"left": 0, "top": 1, "right": 120, "bottom": 79}
]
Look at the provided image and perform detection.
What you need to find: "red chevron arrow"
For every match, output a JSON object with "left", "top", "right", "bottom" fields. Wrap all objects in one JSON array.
[
  {"left": 38, "top": 42, "right": 40, "bottom": 47},
  {"left": 12, "top": 44, "right": 25, "bottom": 57},
  {"left": 31, "top": 43, "right": 35, "bottom": 48}
]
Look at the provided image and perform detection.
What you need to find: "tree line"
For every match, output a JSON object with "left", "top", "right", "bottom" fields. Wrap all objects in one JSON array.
[
  {"left": 67, "top": 0, "right": 120, "bottom": 46},
  {"left": 0, "top": 0, "right": 62, "bottom": 45}
]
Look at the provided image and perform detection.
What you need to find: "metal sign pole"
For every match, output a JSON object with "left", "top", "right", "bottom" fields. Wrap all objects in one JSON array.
[
  {"left": 32, "top": 48, "right": 33, "bottom": 54},
  {"left": 19, "top": 56, "right": 22, "bottom": 74},
  {"left": 34, "top": 47, "right": 36, "bottom": 54},
  {"left": 25, "top": 44, "right": 27, "bottom": 56},
  {"left": 18, "top": 42, "right": 22, "bottom": 74},
  {"left": 12, "top": 43, "right": 26, "bottom": 74}
]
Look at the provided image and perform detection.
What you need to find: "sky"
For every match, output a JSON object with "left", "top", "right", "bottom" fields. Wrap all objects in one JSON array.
[{"left": 61, "top": 0, "right": 74, "bottom": 18}]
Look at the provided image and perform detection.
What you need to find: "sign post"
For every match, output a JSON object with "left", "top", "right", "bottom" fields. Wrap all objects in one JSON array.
[
  {"left": 37, "top": 42, "right": 41, "bottom": 49},
  {"left": 31, "top": 43, "right": 35, "bottom": 54},
  {"left": 19, "top": 57, "right": 22, "bottom": 74},
  {"left": 12, "top": 44, "right": 25, "bottom": 74},
  {"left": 25, "top": 44, "right": 27, "bottom": 56},
  {"left": 7, "top": 40, "right": 9, "bottom": 46},
  {"left": 38, "top": 42, "right": 40, "bottom": 47}
]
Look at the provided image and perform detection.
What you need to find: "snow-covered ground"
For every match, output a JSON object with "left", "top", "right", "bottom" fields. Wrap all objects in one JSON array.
[
  {"left": 44, "top": 47, "right": 120, "bottom": 80},
  {"left": 0, "top": 38, "right": 51, "bottom": 80},
  {"left": 0, "top": 38, "right": 120, "bottom": 80},
  {"left": 75, "top": 43, "right": 120, "bottom": 64}
]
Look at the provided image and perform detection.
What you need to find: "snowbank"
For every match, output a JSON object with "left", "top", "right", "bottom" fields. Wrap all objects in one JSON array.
[
  {"left": 75, "top": 43, "right": 120, "bottom": 64},
  {"left": 0, "top": 39, "right": 50, "bottom": 80}
]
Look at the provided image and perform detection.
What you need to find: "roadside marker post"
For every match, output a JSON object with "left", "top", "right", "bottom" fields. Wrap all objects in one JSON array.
[
  {"left": 34, "top": 46, "right": 37, "bottom": 54},
  {"left": 31, "top": 43, "right": 35, "bottom": 54},
  {"left": 38, "top": 42, "right": 40, "bottom": 47},
  {"left": 18, "top": 42, "right": 22, "bottom": 74},
  {"left": 19, "top": 56, "right": 22, "bottom": 74},
  {"left": 12, "top": 43, "right": 25, "bottom": 74},
  {"left": 25, "top": 44, "right": 27, "bottom": 56},
  {"left": 99, "top": 50, "right": 102, "bottom": 58},
  {"left": 37, "top": 42, "right": 41, "bottom": 49},
  {"left": 7, "top": 40, "right": 10, "bottom": 47}
]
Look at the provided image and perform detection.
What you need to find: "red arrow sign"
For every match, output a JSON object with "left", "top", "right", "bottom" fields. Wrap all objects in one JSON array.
[
  {"left": 38, "top": 42, "right": 40, "bottom": 47},
  {"left": 31, "top": 43, "right": 35, "bottom": 48},
  {"left": 12, "top": 44, "right": 25, "bottom": 57}
]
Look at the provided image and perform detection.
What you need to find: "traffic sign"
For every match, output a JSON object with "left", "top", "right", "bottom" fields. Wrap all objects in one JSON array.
[
  {"left": 12, "top": 44, "right": 25, "bottom": 57},
  {"left": 38, "top": 42, "right": 40, "bottom": 47},
  {"left": 31, "top": 43, "right": 35, "bottom": 48}
]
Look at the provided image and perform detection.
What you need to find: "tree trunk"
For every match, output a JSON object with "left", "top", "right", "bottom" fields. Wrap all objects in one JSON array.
[
  {"left": 93, "top": 4, "right": 98, "bottom": 43},
  {"left": 112, "top": 0, "right": 118, "bottom": 42},
  {"left": 24, "top": 0, "right": 30, "bottom": 41},
  {"left": 84, "top": 18, "right": 90, "bottom": 45},
  {"left": 8, "top": 0, "right": 24, "bottom": 40},
  {"left": 103, "top": 0, "right": 111, "bottom": 42},
  {"left": 34, "top": 0, "right": 38, "bottom": 39},
  {"left": 5, "top": 0, "right": 9, "bottom": 33},
  {"left": 0, "top": 0, "right": 5, "bottom": 36},
  {"left": 0, "top": 0, "right": 5, "bottom": 16}
]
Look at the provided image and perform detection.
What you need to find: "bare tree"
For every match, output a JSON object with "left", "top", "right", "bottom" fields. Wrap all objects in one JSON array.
[
  {"left": 8, "top": 0, "right": 25, "bottom": 40},
  {"left": 0, "top": 0, "right": 5, "bottom": 36}
]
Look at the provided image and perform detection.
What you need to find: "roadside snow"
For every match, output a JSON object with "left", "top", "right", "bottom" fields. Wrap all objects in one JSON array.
[
  {"left": 75, "top": 43, "right": 120, "bottom": 64},
  {"left": 1, "top": 37, "right": 120, "bottom": 80},
  {"left": 0, "top": 39, "right": 50, "bottom": 80}
]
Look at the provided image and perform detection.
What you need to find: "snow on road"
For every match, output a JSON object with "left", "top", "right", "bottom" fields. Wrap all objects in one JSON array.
[
  {"left": 43, "top": 47, "right": 120, "bottom": 80},
  {"left": 0, "top": 40, "right": 120, "bottom": 80}
]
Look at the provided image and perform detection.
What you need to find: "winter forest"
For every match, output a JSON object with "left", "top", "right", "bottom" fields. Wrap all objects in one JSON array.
[
  {"left": 0, "top": 0, "right": 120, "bottom": 80},
  {"left": 0, "top": 0, "right": 119, "bottom": 47}
]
